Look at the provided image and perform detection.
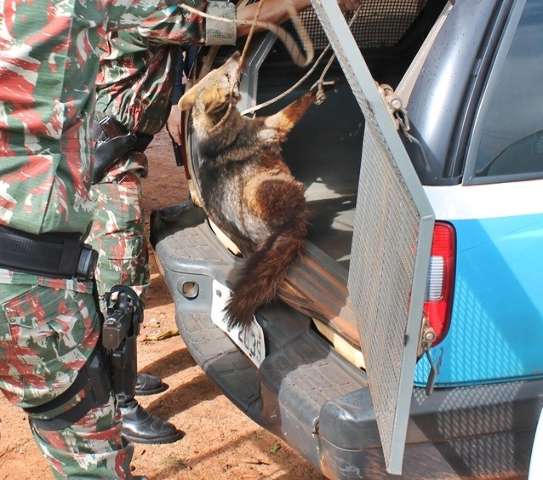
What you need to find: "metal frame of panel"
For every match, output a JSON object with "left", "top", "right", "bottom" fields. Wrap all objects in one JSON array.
[{"left": 310, "top": 0, "right": 435, "bottom": 474}]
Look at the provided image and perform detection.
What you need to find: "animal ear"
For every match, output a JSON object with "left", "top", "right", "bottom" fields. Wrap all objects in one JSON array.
[
  {"left": 178, "top": 84, "right": 200, "bottom": 112},
  {"left": 263, "top": 92, "right": 316, "bottom": 137}
]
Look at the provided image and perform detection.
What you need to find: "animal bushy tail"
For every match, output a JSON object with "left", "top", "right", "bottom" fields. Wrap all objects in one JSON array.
[{"left": 226, "top": 218, "right": 307, "bottom": 329}]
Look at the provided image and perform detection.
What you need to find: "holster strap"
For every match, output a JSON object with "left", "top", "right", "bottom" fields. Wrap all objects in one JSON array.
[{"left": 26, "top": 348, "right": 111, "bottom": 431}]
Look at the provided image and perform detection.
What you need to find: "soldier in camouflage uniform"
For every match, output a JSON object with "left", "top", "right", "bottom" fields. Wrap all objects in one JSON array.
[
  {"left": 86, "top": 31, "right": 189, "bottom": 444},
  {"left": 0, "top": 0, "right": 323, "bottom": 475},
  {"left": 89, "top": 30, "right": 187, "bottom": 302},
  {"left": 0, "top": 0, "right": 211, "bottom": 474}
]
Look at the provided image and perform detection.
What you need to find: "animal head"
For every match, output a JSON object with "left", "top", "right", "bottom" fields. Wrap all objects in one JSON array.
[{"left": 179, "top": 52, "right": 242, "bottom": 117}]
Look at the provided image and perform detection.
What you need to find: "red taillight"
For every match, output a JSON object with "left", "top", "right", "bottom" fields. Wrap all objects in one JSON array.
[{"left": 424, "top": 222, "right": 456, "bottom": 345}]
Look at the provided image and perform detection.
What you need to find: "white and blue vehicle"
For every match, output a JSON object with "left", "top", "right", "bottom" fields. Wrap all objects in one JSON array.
[{"left": 151, "top": 1, "right": 543, "bottom": 478}]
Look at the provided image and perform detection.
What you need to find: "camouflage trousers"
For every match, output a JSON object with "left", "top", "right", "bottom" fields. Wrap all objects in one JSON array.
[
  {"left": 86, "top": 153, "right": 150, "bottom": 306},
  {"left": 0, "top": 280, "right": 134, "bottom": 479}
]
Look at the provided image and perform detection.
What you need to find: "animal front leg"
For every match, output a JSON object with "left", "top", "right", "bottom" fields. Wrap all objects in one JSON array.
[{"left": 261, "top": 91, "right": 317, "bottom": 141}]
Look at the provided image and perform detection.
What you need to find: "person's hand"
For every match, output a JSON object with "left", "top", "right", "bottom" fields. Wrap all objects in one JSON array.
[
  {"left": 338, "top": 0, "right": 362, "bottom": 11},
  {"left": 166, "top": 104, "right": 183, "bottom": 146},
  {"left": 237, "top": 0, "right": 363, "bottom": 36}
]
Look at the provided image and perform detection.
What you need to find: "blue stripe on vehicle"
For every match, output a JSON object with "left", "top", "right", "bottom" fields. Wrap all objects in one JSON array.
[{"left": 415, "top": 213, "right": 543, "bottom": 387}]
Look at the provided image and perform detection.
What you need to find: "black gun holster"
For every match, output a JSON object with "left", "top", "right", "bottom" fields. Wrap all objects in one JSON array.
[
  {"left": 93, "top": 116, "right": 153, "bottom": 184},
  {"left": 102, "top": 285, "right": 143, "bottom": 403},
  {"left": 23, "top": 286, "right": 143, "bottom": 431}
]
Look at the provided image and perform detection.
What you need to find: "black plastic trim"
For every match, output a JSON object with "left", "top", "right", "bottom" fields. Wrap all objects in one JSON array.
[{"left": 446, "top": 0, "right": 514, "bottom": 180}]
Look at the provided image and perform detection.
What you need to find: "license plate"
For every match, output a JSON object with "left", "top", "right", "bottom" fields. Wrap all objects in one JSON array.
[{"left": 211, "top": 280, "right": 266, "bottom": 367}]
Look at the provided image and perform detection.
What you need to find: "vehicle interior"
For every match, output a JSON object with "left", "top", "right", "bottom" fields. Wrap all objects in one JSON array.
[
  {"left": 189, "top": 0, "right": 448, "bottom": 274},
  {"left": 180, "top": 0, "right": 452, "bottom": 359}
]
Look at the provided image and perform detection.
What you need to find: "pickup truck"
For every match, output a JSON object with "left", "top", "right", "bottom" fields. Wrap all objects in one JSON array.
[{"left": 151, "top": 0, "right": 543, "bottom": 478}]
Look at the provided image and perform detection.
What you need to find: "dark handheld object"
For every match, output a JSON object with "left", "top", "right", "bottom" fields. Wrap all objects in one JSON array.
[
  {"left": 102, "top": 285, "right": 143, "bottom": 402},
  {"left": 93, "top": 116, "right": 153, "bottom": 184}
]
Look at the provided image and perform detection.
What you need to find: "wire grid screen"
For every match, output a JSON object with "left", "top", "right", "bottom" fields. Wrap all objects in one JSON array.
[
  {"left": 306, "top": 0, "right": 434, "bottom": 472},
  {"left": 348, "top": 125, "right": 422, "bottom": 466},
  {"left": 300, "top": 0, "right": 428, "bottom": 50}
]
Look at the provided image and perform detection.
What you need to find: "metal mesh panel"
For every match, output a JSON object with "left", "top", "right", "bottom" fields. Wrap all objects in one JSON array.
[
  {"left": 310, "top": 0, "right": 435, "bottom": 474},
  {"left": 301, "top": 0, "right": 428, "bottom": 50},
  {"left": 349, "top": 126, "right": 422, "bottom": 465}
]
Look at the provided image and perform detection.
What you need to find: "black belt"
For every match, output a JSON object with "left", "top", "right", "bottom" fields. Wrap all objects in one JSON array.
[{"left": 0, "top": 226, "right": 97, "bottom": 280}]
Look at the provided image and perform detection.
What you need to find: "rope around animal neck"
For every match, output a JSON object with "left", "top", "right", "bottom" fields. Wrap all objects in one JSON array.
[
  {"left": 240, "top": 5, "right": 363, "bottom": 116},
  {"left": 179, "top": 1, "right": 314, "bottom": 68}
]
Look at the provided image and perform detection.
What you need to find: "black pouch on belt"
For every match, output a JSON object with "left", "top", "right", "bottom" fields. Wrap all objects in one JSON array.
[
  {"left": 93, "top": 116, "right": 153, "bottom": 184},
  {"left": 0, "top": 225, "right": 98, "bottom": 280}
]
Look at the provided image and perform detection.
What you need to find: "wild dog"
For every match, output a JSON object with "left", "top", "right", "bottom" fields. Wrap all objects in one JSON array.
[{"left": 179, "top": 52, "right": 315, "bottom": 329}]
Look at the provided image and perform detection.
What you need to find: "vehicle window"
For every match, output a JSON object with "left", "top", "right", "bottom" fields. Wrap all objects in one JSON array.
[{"left": 473, "top": 0, "right": 543, "bottom": 180}]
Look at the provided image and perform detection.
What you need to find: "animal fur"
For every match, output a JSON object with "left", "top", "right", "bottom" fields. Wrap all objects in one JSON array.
[{"left": 179, "top": 52, "right": 315, "bottom": 329}]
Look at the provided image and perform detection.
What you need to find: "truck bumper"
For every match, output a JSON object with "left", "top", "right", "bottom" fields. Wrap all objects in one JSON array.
[{"left": 151, "top": 204, "right": 542, "bottom": 479}]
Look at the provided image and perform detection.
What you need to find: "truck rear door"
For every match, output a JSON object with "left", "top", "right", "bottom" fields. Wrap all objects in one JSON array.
[{"left": 311, "top": 0, "right": 435, "bottom": 474}]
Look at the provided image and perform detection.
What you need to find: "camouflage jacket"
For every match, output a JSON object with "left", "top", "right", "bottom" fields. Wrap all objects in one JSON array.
[
  {"left": 96, "top": 31, "right": 186, "bottom": 136},
  {"left": 0, "top": 0, "right": 206, "bottom": 238}
]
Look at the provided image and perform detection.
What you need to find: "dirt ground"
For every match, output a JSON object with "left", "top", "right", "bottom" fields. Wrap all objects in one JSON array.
[{"left": 0, "top": 130, "right": 322, "bottom": 480}]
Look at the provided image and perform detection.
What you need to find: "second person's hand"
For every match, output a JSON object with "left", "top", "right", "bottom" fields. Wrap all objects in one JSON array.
[{"left": 166, "top": 105, "right": 183, "bottom": 146}]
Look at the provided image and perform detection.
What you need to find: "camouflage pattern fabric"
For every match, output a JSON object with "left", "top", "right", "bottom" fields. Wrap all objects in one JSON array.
[
  {"left": 86, "top": 155, "right": 150, "bottom": 304},
  {"left": 31, "top": 394, "right": 133, "bottom": 480},
  {"left": 0, "top": 285, "right": 98, "bottom": 408},
  {"left": 0, "top": 284, "right": 133, "bottom": 479},
  {"left": 0, "top": 0, "right": 205, "bottom": 477},
  {"left": 0, "top": 0, "right": 205, "bottom": 236},
  {"left": 91, "top": 26, "right": 189, "bottom": 302},
  {"left": 96, "top": 32, "right": 184, "bottom": 136}
]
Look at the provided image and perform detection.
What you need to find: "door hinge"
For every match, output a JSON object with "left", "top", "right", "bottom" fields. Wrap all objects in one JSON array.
[
  {"left": 378, "top": 83, "right": 415, "bottom": 142},
  {"left": 419, "top": 315, "right": 443, "bottom": 396}
]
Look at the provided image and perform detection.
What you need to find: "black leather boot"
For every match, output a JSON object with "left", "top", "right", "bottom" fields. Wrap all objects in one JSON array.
[
  {"left": 135, "top": 373, "right": 168, "bottom": 396},
  {"left": 120, "top": 400, "right": 184, "bottom": 444}
]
